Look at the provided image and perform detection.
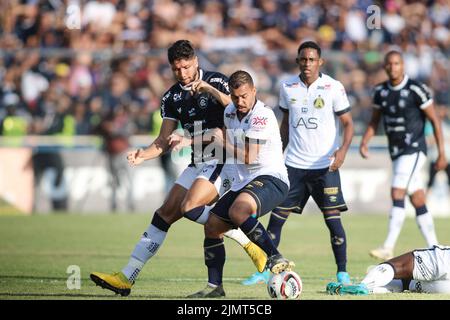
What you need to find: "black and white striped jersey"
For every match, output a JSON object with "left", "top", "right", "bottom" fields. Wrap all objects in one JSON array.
[{"left": 373, "top": 75, "right": 433, "bottom": 160}]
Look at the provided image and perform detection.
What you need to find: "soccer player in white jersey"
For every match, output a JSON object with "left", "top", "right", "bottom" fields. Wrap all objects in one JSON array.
[
  {"left": 359, "top": 51, "right": 447, "bottom": 261},
  {"left": 243, "top": 41, "right": 354, "bottom": 286},
  {"left": 327, "top": 245, "right": 450, "bottom": 295},
  {"left": 89, "top": 40, "right": 266, "bottom": 296},
  {"left": 188, "top": 70, "right": 293, "bottom": 298}
]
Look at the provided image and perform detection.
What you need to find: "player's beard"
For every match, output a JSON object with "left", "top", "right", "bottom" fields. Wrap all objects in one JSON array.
[{"left": 179, "top": 69, "right": 200, "bottom": 91}]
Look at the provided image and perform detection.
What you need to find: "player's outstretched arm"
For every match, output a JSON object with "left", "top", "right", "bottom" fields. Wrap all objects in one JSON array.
[
  {"left": 359, "top": 108, "right": 382, "bottom": 159},
  {"left": 190, "top": 80, "right": 231, "bottom": 107},
  {"left": 127, "top": 119, "right": 178, "bottom": 166},
  {"left": 423, "top": 104, "right": 448, "bottom": 171}
]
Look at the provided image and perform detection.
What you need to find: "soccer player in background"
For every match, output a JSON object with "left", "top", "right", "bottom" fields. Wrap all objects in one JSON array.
[
  {"left": 188, "top": 70, "right": 294, "bottom": 298},
  {"left": 242, "top": 41, "right": 354, "bottom": 286},
  {"left": 90, "top": 40, "right": 266, "bottom": 296},
  {"left": 327, "top": 245, "right": 450, "bottom": 295},
  {"left": 359, "top": 50, "right": 447, "bottom": 261}
]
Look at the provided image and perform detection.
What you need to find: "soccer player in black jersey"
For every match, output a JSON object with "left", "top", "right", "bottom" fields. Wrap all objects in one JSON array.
[
  {"left": 359, "top": 50, "right": 447, "bottom": 261},
  {"left": 90, "top": 40, "right": 266, "bottom": 296}
]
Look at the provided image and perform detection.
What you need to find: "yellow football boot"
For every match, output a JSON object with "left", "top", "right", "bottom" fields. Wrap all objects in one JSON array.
[
  {"left": 90, "top": 271, "right": 133, "bottom": 296},
  {"left": 243, "top": 242, "right": 267, "bottom": 272}
]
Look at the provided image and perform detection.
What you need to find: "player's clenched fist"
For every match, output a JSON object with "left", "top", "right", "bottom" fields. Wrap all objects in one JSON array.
[{"left": 127, "top": 148, "right": 145, "bottom": 166}]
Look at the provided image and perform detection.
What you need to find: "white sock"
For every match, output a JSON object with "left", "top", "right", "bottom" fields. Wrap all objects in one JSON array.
[
  {"left": 361, "top": 263, "right": 395, "bottom": 290},
  {"left": 195, "top": 206, "right": 251, "bottom": 247},
  {"left": 224, "top": 228, "right": 250, "bottom": 247},
  {"left": 122, "top": 224, "right": 167, "bottom": 282},
  {"left": 383, "top": 206, "right": 406, "bottom": 249},
  {"left": 416, "top": 212, "right": 438, "bottom": 247},
  {"left": 372, "top": 279, "right": 404, "bottom": 293}
]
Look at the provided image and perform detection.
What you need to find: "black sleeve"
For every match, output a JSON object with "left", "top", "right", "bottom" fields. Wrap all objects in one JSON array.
[
  {"left": 160, "top": 91, "right": 177, "bottom": 120},
  {"left": 206, "top": 72, "right": 230, "bottom": 95}
]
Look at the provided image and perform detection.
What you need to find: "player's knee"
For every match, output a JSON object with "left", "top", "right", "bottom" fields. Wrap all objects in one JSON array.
[
  {"left": 156, "top": 205, "right": 181, "bottom": 224},
  {"left": 391, "top": 188, "right": 406, "bottom": 200},
  {"left": 409, "top": 191, "right": 426, "bottom": 207},
  {"left": 204, "top": 219, "right": 220, "bottom": 238},
  {"left": 229, "top": 203, "right": 252, "bottom": 225}
]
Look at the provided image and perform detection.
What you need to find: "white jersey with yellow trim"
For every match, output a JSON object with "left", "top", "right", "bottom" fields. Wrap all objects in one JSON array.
[{"left": 279, "top": 73, "right": 351, "bottom": 169}]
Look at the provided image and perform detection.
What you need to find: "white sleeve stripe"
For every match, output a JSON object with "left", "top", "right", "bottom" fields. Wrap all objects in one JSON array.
[
  {"left": 162, "top": 117, "right": 178, "bottom": 122},
  {"left": 420, "top": 99, "right": 433, "bottom": 110},
  {"left": 410, "top": 84, "right": 429, "bottom": 103}
]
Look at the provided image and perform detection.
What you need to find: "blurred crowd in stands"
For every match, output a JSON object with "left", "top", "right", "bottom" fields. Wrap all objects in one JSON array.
[{"left": 0, "top": 0, "right": 449, "bottom": 138}]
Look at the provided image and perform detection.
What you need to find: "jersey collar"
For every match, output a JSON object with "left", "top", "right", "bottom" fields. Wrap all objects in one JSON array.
[
  {"left": 387, "top": 74, "right": 409, "bottom": 91},
  {"left": 298, "top": 72, "right": 323, "bottom": 88},
  {"left": 179, "top": 69, "right": 204, "bottom": 91}
]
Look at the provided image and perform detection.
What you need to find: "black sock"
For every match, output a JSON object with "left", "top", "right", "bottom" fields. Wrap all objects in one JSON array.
[
  {"left": 204, "top": 238, "right": 225, "bottom": 286},
  {"left": 267, "top": 211, "right": 290, "bottom": 248},
  {"left": 240, "top": 216, "right": 279, "bottom": 257},
  {"left": 324, "top": 213, "right": 347, "bottom": 272}
]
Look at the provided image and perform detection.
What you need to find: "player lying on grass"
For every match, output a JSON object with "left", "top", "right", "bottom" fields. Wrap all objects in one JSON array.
[
  {"left": 327, "top": 245, "right": 450, "bottom": 295},
  {"left": 90, "top": 40, "right": 266, "bottom": 297}
]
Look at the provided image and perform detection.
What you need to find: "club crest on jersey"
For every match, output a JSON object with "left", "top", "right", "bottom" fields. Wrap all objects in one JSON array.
[
  {"left": 313, "top": 96, "right": 325, "bottom": 109},
  {"left": 198, "top": 96, "right": 208, "bottom": 109}
]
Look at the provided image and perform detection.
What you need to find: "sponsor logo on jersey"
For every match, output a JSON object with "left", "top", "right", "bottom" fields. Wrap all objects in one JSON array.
[
  {"left": 317, "top": 84, "right": 331, "bottom": 90},
  {"left": 252, "top": 180, "right": 264, "bottom": 187},
  {"left": 173, "top": 92, "right": 182, "bottom": 102},
  {"left": 209, "top": 77, "right": 229, "bottom": 91},
  {"left": 222, "top": 179, "right": 231, "bottom": 190},
  {"left": 314, "top": 96, "right": 325, "bottom": 109},
  {"left": 400, "top": 89, "right": 409, "bottom": 98},
  {"left": 324, "top": 187, "right": 339, "bottom": 195},
  {"left": 252, "top": 117, "right": 268, "bottom": 126},
  {"left": 225, "top": 112, "right": 236, "bottom": 119}
]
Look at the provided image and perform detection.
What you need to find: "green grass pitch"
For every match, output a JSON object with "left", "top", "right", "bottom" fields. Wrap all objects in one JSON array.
[{"left": 1, "top": 213, "right": 450, "bottom": 300}]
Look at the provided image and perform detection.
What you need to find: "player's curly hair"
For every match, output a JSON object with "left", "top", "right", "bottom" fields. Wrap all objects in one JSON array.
[
  {"left": 229, "top": 70, "right": 254, "bottom": 89},
  {"left": 167, "top": 40, "right": 196, "bottom": 64}
]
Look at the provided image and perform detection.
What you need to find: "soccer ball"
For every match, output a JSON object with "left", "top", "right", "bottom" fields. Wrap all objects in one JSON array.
[{"left": 267, "top": 270, "right": 303, "bottom": 299}]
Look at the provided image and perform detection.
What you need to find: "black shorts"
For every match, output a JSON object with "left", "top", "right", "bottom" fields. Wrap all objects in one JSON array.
[
  {"left": 211, "top": 175, "right": 289, "bottom": 224},
  {"left": 273, "top": 166, "right": 347, "bottom": 215}
]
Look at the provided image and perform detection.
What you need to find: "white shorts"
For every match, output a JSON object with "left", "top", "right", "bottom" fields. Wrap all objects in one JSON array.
[
  {"left": 412, "top": 245, "right": 450, "bottom": 282},
  {"left": 175, "top": 160, "right": 232, "bottom": 196},
  {"left": 392, "top": 152, "right": 427, "bottom": 193}
]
